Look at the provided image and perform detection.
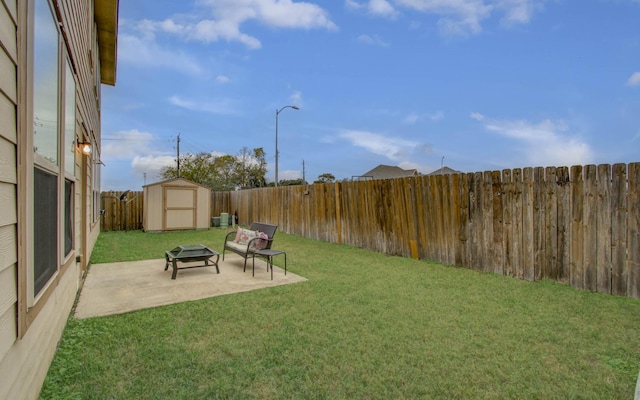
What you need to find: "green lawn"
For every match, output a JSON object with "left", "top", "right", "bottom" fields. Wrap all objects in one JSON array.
[{"left": 40, "top": 229, "right": 640, "bottom": 399}]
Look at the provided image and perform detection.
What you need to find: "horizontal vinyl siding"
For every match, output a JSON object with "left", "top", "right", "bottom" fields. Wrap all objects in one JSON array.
[
  {"left": 0, "top": 0, "right": 20, "bottom": 397},
  {"left": 4, "top": 0, "right": 16, "bottom": 21},
  {"left": 0, "top": 181, "right": 16, "bottom": 225},
  {"left": 0, "top": 263, "right": 80, "bottom": 400},
  {"left": 0, "top": 92, "right": 17, "bottom": 144},
  {"left": 0, "top": 44, "right": 16, "bottom": 104},
  {"left": 0, "top": 266, "right": 17, "bottom": 361},
  {"left": 0, "top": 0, "right": 17, "bottom": 369},
  {"left": 0, "top": 1, "right": 17, "bottom": 62}
]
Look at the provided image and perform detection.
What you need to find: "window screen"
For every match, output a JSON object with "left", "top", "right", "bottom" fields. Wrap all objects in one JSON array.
[
  {"left": 65, "top": 179, "right": 73, "bottom": 256},
  {"left": 34, "top": 168, "right": 58, "bottom": 295}
]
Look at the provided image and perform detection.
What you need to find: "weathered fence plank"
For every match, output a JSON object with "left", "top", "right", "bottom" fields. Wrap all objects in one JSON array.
[
  {"left": 611, "top": 164, "right": 627, "bottom": 296},
  {"left": 414, "top": 176, "right": 428, "bottom": 260},
  {"left": 596, "top": 164, "right": 612, "bottom": 294},
  {"left": 469, "top": 172, "right": 482, "bottom": 271},
  {"left": 451, "top": 173, "right": 464, "bottom": 266},
  {"left": 502, "top": 169, "right": 514, "bottom": 277},
  {"left": 544, "top": 167, "right": 558, "bottom": 280},
  {"left": 522, "top": 168, "right": 535, "bottom": 282},
  {"left": 628, "top": 163, "right": 639, "bottom": 299},
  {"left": 583, "top": 165, "right": 597, "bottom": 291},
  {"left": 513, "top": 169, "right": 524, "bottom": 280},
  {"left": 491, "top": 170, "right": 504, "bottom": 275},
  {"left": 557, "top": 166, "right": 571, "bottom": 283},
  {"left": 481, "top": 171, "right": 493, "bottom": 273},
  {"left": 571, "top": 166, "right": 584, "bottom": 290},
  {"left": 534, "top": 167, "right": 545, "bottom": 281},
  {"left": 443, "top": 175, "right": 455, "bottom": 264}
]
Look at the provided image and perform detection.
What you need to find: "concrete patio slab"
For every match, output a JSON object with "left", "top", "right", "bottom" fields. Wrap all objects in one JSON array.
[{"left": 74, "top": 253, "right": 306, "bottom": 319}]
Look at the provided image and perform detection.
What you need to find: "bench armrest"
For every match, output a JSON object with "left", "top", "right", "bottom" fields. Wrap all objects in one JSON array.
[{"left": 223, "top": 230, "right": 237, "bottom": 246}]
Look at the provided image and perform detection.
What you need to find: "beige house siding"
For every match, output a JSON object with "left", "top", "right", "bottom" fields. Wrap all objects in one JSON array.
[
  {"left": 0, "top": 0, "right": 118, "bottom": 399},
  {"left": 0, "top": 264, "right": 77, "bottom": 400},
  {"left": 0, "top": 0, "right": 18, "bottom": 371}
]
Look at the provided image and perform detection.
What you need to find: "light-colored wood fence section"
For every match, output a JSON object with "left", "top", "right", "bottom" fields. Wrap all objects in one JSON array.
[
  {"left": 100, "top": 191, "right": 144, "bottom": 231},
  {"left": 210, "top": 163, "right": 640, "bottom": 299}
]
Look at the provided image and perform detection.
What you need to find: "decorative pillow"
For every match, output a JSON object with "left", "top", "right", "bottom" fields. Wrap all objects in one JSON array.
[
  {"left": 250, "top": 231, "right": 270, "bottom": 251},
  {"left": 234, "top": 227, "right": 242, "bottom": 243},
  {"left": 237, "top": 228, "right": 258, "bottom": 245}
]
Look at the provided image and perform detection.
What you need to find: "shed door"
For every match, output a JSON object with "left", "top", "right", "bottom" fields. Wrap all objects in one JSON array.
[{"left": 163, "top": 187, "right": 197, "bottom": 230}]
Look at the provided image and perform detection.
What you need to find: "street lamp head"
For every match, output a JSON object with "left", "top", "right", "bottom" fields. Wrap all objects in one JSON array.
[{"left": 292, "top": 105, "right": 300, "bottom": 110}]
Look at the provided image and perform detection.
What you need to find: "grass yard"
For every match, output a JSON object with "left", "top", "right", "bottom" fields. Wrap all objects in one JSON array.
[{"left": 40, "top": 228, "right": 640, "bottom": 399}]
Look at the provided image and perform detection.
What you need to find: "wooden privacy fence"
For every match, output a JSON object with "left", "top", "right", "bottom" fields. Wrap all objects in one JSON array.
[
  {"left": 101, "top": 191, "right": 144, "bottom": 231},
  {"left": 212, "top": 163, "right": 640, "bottom": 299}
]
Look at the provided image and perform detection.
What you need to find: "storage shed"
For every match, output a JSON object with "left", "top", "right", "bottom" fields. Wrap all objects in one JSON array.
[{"left": 143, "top": 178, "right": 211, "bottom": 232}]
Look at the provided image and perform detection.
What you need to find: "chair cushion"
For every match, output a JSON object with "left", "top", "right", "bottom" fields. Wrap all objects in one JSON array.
[
  {"left": 237, "top": 228, "right": 258, "bottom": 245},
  {"left": 225, "top": 240, "right": 248, "bottom": 254},
  {"left": 250, "top": 231, "right": 269, "bottom": 251}
]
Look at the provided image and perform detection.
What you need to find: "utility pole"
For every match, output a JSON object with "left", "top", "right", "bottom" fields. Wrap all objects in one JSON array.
[
  {"left": 302, "top": 160, "right": 306, "bottom": 184},
  {"left": 177, "top": 133, "right": 181, "bottom": 178}
]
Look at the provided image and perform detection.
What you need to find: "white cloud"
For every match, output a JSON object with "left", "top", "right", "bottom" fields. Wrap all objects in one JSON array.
[
  {"left": 277, "top": 169, "right": 303, "bottom": 181},
  {"left": 168, "top": 95, "right": 239, "bottom": 115},
  {"left": 357, "top": 34, "right": 390, "bottom": 46},
  {"left": 345, "top": 0, "right": 363, "bottom": 10},
  {"left": 131, "top": 155, "right": 176, "bottom": 180},
  {"left": 127, "top": 2, "right": 337, "bottom": 51},
  {"left": 404, "top": 113, "right": 420, "bottom": 124},
  {"left": 357, "top": 0, "right": 547, "bottom": 36},
  {"left": 495, "top": 0, "right": 541, "bottom": 25},
  {"left": 347, "top": 0, "right": 398, "bottom": 18},
  {"left": 399, "top": 160, "right": 431, "bottom": 174},
  {"left": 184, "top": 0, "right": 337, "bottom": 48},
  {"left": 190, "top": 19, "right": 262, "bottom": 49},
  {"left": 395, "top": 0, "right": 491, "bottom": 35},
  {"left": 102, "top": 129, "right": 158, "bottom": 160},
  {"left": 289, "top": 91, "right": 304, "bottom": 107},
  {"left": 118, "top": 33, "right": 204, "bottom": 75},
  {"left": 404, "top": 110, "right": 444, "bottom": 124},
  {"left": 627, "top": 71, "right": 640, "bottom": 86},
  {"left": 369, "top": 0, "right": 398, "bottom": 17},
  {"left": 216, "top": 75, "right": 230, "bottom": 84},
  {"left": 428, "top": 111, "right": 445, "bottom": 121},
  {"left": 472, "top": 114, "right": 594, "bottom": 167},
  {"left": 339, "top": 130, "right": 420, "bottom": 160},
  {"left": 470, "top": 112, "right": 485, "bottom": 121}
]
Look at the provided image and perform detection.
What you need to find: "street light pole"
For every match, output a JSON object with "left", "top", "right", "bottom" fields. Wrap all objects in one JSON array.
[{"left": 275, "top": 105, "right": 299, "bottom": 187}]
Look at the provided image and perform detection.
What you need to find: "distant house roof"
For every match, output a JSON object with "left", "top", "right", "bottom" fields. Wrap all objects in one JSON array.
[
  {"left": 357, "top": 165, "right": 419, "bottom": 180},
  {"left": 428, "top": 166, "right": 461, "bottom": 176}
]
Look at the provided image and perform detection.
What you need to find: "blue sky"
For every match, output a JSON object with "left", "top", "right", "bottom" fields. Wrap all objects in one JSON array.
[{"left": 101, "top": 0, "right": 640, "bottom": 190}]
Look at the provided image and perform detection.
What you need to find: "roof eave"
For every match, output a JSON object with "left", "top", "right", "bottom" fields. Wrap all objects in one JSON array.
[{"left": 95, "top": 0, "right": 119, "bottom": 86}]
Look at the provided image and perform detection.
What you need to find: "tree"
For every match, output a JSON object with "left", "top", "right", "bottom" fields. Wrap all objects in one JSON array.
[
  {"left": 235, "top": 147, "right": 267, "bottom": 189},
  {"left": 212, "top": 155, "right": 238, "bottom": 191},
  {"left": 247, "top": 147, "right": 267, "bottom": 188},
  {"left": 159, "top": 152, "right": 217, "bottom": 188},
  {"left": 278, "top": 178, "right": 306, "bottom": 186},
  {"left": 159, "top": 147, "right": 267, "bottom": 191},
  {"left": 314, "top": 173, "right": 335, "bottom": 184}
]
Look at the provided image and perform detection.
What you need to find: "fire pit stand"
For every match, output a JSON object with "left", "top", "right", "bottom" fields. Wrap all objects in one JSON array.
[{"left": 164, "top": 244, "right": 219, "bottom": 279}]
